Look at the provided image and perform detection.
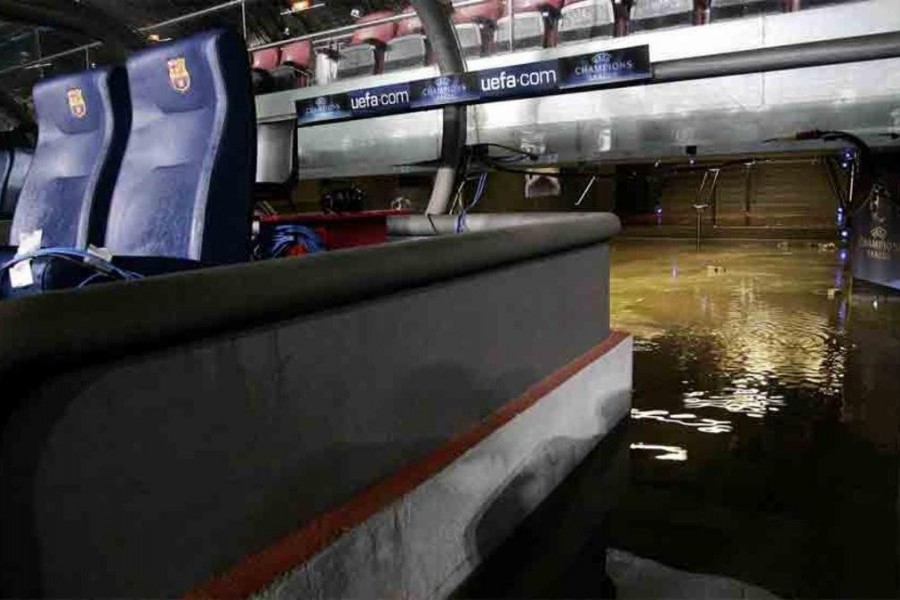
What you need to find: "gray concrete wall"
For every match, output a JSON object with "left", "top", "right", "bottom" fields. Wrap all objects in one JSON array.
[
  {"left": 257, "top": 336, "right": 632, "bottom": 600},
  {"left": 1, "top": 241, "right": 613, "bottom": 598}
]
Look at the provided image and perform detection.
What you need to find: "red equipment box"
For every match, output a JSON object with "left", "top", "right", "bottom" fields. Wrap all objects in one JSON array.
[{"left": 259, "top": 209, "right": 408, "bottom": 251}]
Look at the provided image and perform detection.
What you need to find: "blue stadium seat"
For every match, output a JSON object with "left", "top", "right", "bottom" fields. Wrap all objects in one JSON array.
[
  {"left": 8, "top": 67, "right": 130, "bottom": 249},
  {"left": 0, "top": 67, "right": 130, "bottom": 298},
  {"left": 104, "top": 28, "right": 255, "bottom": 266},
  {"left": 0, "top": 149, "right": 33, "bottom": 220}
]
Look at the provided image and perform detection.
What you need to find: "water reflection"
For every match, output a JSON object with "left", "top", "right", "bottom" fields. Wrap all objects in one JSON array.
[
  {"left": 608, "top": 240, "right": 900, "bottom": 598},
  {"left": 682, "top": 386, "right": 783, "bottom": 418},
  {"left": 611, "top": 242, "right": 850, "bottom": 409},
  {"left": 630, "top": 443, "right": 688, "bottom": 461},
  {"left": 631, "top": 409, "right": 732, "bottom": 434}
]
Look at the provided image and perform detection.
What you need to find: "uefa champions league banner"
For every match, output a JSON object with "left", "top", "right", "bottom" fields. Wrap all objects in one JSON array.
[
  {"left": 295, "top": 45, "right": 651, "bottom": 127},
  {"left": 853, "top": 187, "right": 900, "bottom": 291}
]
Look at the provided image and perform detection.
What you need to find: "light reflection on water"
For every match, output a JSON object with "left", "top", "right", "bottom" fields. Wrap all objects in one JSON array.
[
  {"left": 631, "top": 409, "right": 732, "bottom": 433},
  {"left": 609, "top": 240, "right": 900, "bottom": 598},
  {"left": 610, "top": 241, "right": 853, "bottom": 448},
  {"left": 630, "top": 443, "right": 688, "bottom": 461}
]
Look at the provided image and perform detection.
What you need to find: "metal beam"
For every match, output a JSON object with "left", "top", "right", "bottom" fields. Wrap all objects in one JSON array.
[{"left": 654, "top": 31, "right": 900, "bottom": 84}]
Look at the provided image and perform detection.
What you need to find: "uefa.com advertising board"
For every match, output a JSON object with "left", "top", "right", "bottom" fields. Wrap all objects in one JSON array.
[{"left": 295, "top": 45, "right": 652, "bottom": 127}]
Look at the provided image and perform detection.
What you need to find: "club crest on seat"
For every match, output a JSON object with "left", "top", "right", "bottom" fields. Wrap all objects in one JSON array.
[
  {"left": 67, "top": 88, "right": 86, "bottom": 118},
  {"left": 167, "top": 57, "right": 191, "bottom": 93}
]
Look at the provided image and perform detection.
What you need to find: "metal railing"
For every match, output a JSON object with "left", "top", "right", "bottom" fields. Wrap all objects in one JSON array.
[
  {"left": 0, "top": 0, "right": 253, "bottom": 77},
  {"left": 249, "top": 0, "right": 489, "bottom": 51},
  {"left": 0, "top": 0, "right": 500, "bottom": 79}
]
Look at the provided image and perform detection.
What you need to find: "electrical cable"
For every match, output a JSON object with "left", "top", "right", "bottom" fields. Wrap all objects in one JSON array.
[
  {"left": 478, "top": 143, "right": 539, "bottom": 160},
  {"left": 0, "top": 247, "right": 144, "bottom": 291},
  {"left": 267, "top": 223, "right": 325, "bottom": 258},
  {"left": 1, "top": 250, "right": 141, "bottom": 290},
  {"left": 483, "top": 158, "right": 617, "bottom": 179},
  {"left": 456, "top": 172, "right": 488, "bottom": 233}
]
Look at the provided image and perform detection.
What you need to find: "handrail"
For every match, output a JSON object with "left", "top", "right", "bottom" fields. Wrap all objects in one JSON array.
[
  {"left": 249, "top": 0, "right": 488, "bottom": 51},
  {"left": 138, "top": 0, "right": 245, "bottom": 32},
  {"left": 0, "top": 0, "right": 491, "bottom": 77},
  {"left": 0, "top": 41, "right": 100, "bottom": 76}
]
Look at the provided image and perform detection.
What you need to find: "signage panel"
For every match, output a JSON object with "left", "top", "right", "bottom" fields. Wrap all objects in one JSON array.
[
  {"left": 295, "top": 45, "right": 651, "bottom": 127},
  {"left": 853, "top": 190, "right": 900, "bottom": 291}
]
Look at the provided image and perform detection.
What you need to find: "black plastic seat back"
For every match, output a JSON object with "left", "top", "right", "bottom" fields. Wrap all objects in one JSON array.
[
  {"left": 710, "top": 0, "right": 780, "bottom": 20},
  {"left": 0, "top": 150, "right": 33, "bottom": 219}
]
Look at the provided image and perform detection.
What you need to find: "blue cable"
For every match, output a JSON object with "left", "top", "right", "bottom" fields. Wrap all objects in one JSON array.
[
  {"left": 268, "top": 224, "right": 324, "bottom": 258},
  {"left": 457, "top": 172, "right": 488, "bottom": 233}
]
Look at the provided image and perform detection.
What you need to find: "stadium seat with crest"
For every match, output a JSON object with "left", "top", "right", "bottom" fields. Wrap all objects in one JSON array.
[
  {"left": 0, "top": 67, "right": 130, "bottom": 298},
  {"left": 102, "top": 28, "right": 256, "bottom": 275}
]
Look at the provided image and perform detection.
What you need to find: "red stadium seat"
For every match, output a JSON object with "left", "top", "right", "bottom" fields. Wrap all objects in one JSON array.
[
  {"left": 385, "top": 8, "right": 432, "bottom": 72},
  {"left": 558, "top": 0, "right": 615, "bottom": 43},
  {"left": 709, "top": 0, "right": 780, "bottom": 20},
  {"left": 338, "top": 10, "right": 398, "bottom": 78},
  {"left": 251, "top": 47, "right": 280, "bottom": 93},
  {"left": 453, "top": 0, "right": 504, "bottom": 58},
  {"left": 630, "top": 0, "right": 694, "bottom": 32},
  {"left": 495, "top": 0, "right": 565, "bottom": 50},
  {"left": 271, "top": 40, "right": 314, "bottom": 88}
]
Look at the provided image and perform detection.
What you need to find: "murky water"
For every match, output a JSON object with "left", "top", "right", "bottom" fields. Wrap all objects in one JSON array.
[
  {"left": 461, "top": 239, "right": 899, "bottom": 599},
  {"left": 610, "top": 239, "right": 899, "bottom": 599}
]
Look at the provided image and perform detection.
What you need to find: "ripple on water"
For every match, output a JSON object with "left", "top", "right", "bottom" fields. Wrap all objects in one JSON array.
[{"left": 631, "top": 409, "right": 733, "bottom": 434}]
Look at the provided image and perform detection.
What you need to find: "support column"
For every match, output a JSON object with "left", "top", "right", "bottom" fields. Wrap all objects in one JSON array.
[{"left": 411, "top": 0, "right": 468, "bottom": 215}]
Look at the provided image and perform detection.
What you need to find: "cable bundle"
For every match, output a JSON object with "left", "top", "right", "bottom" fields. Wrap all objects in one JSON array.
[
  {"left": 0, "top": 247, "right": 144, "bottom": 290},
  {"left": 267, "top": 223, "right": 325, "bottom": 258},
  {"left": 456, "top": 172, "right": 488, "bottom": 233}
]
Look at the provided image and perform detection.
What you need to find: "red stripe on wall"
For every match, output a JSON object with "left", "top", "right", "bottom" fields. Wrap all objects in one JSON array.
[{"left": 185, "top": 330, "right": 630, "bottom": 599}]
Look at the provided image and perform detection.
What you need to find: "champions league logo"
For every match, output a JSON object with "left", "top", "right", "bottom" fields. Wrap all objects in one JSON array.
[
  {"left": 859, "top": 185, "right": 898, "bottom": 262},
  {"left": 421, "top": 75, "right": 468, "bottom": 100},
  {"left": 573, "top": 51, "right": 635, "bottom": 79},
  {"left": 306, "top": 95, "right": 342, "bottom": 117}
]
